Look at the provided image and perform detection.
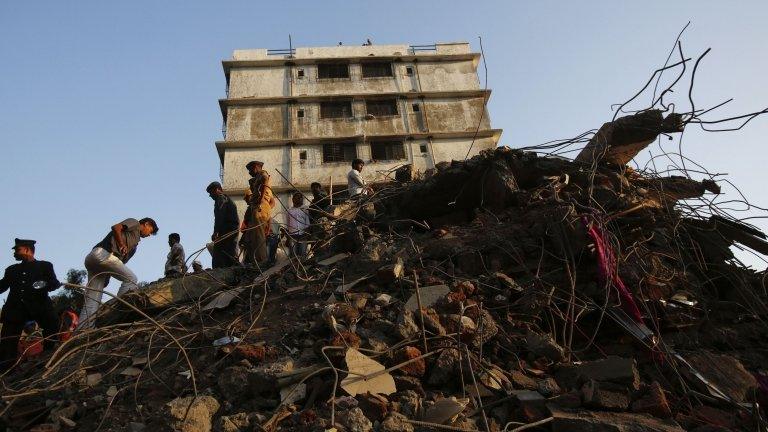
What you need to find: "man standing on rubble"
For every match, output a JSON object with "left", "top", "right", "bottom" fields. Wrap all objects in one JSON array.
[
  {"left": 0, "top": 239, "right": 61, "bottom": 371},
  {"left": 309, "top": 182, "right": 331, "bottom": 223},
  {"left": 207, "top": 181, "right": 240, "bottom": 268},
  {"left": 164, "top": 233, "right": 186, "bottom": 278},
  {"left": 243, "top": 161, "right": 274, "bottom": 264},
  {"left": 347, "top": 159, "right": 371, "bottom": 199},
  {"left": 77, "top": 218, "right": 158, "bottom": 329}
]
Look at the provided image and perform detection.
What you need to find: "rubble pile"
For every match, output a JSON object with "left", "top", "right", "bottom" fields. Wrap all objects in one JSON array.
[{"left": 2, "top": 110, "right": 768, "bottom": 432}]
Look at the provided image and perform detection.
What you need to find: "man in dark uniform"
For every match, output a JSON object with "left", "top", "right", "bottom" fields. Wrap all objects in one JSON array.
[
  {"left": 207, "top": 181, "right": 240, "bottom": 268},
  {"left": 0, "top": 239, "right": 61, "bottom": 371}
]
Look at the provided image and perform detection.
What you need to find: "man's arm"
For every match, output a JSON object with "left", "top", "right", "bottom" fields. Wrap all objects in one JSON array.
[
  {"left": 0, "top": 268, "right": 9, "bottom": 295},
  {"left": 111, "top": 222, "right": 128, "bottom": 255},
  {"left": 44, "top": 262, "right": 62, "bottom": 292}
]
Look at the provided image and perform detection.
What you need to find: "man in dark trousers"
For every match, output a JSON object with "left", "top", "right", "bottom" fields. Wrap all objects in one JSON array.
[
  {"left": 207, "top": 181, "right": 240, "bottom": 268},
  {"left": 0, "top": 239, "right": 61, "bottom": 371}
]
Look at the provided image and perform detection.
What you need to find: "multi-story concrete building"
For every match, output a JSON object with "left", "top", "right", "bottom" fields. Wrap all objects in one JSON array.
[{"left": 216, "top": 41, "right": 502, "bottom": 224}]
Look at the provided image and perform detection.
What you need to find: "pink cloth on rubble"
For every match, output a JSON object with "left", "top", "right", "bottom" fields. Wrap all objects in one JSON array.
[{"left": 583, "top": 216, "right": 644, "bottom": 324}]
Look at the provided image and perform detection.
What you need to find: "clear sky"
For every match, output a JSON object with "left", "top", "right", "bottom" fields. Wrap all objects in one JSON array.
[{"left": 1, "top": 1, "right": 767, "bottom": 303}]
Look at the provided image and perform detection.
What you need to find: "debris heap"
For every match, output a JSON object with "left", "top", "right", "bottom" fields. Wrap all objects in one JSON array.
[{"left": 2, "top": 110, "right": 767, "bottom": 432}]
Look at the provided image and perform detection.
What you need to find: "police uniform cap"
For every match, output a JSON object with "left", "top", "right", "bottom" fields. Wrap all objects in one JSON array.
[
  {"left": 246, "top": 160, "right": 264, "bottom": 170},
  {"left": 13, "top": 238, "right": 36, "bottom": 249},
  {"left": 206, "top": 181, "right": 222, "bottom": 193}
]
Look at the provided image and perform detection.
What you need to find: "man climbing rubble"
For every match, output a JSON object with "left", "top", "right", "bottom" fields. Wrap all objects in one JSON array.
[
  {"left": 206, "top": 181, "right": 240, "bottom": 268},
  {"left": 164, "top": 233, "right": 186, "bottom": 278},
  {"left": 77, "top": 217, "right": 158, "bottom": 329},
  {"left": 0, "top": 239, "right": 61, "bottom": 371},
  {"left": 243, "top": 160, "right": 274, "bottom": 264}
]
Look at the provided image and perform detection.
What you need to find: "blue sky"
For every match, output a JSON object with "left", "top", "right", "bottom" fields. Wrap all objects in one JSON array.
[{"left": 1, "top": 1, "right": 767, "bottom": 302}]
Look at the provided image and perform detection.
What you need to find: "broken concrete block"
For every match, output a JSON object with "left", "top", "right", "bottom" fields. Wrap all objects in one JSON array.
[
  {"left": 395, "top": 310, "right": 420, "bottom": 340},
  {"left": 684, "top": 352, "right": 758, "bottom": 402},
  {"left": 511, "top": 370, "right": 538, "bottom": 390},
  {"left": 537, "top": 377, "right": 562, "bottom": 397},
  {"left": 217, "top": 366, "right": 251, "bottom": 400},
  {"left": 526, "top": 330, "right": 566, "bottom": 362},
  {"left": 575, "top": 356, "right": 640, "bottom": 390},
  {"left": 427, "top": 348, "right": 462, "bottom": 386},
  {"left": 574, "top": 110, "right": 684, "bottom": 166},
  {"left": 214, "top": 412, "right": 250, "bottom": 432},
  {"left": 342, "top": 407, "right": 373, "bottom": 432},
  {"left": 380, "top": 412, "right": 414, "bottom": 432},
  {"left": 547, "top": 391, "right": 583, "bottom": 409},
  {"left": 355, "top": 392, "right": 389, "bottom": 422},
  {"left": 248, "top": 358, "right": 294, "bottom": 392},
  {"left": 404, "top": 285, "right": 450, "bottom": 312},
  {"left": 393, "top": 346, "right": 425, "bottom": 377},
  {"left": 550, "top": 407, "right": 685, "bottom": 432},
  {"left": 581, "top": 379, "right": 630, "bottom": 411},
  {"left": 423, "top": 396, "right": 469, "bottom": 424},
  {"left": 631, "top": 381, "right": 671, "bottom": 418},
  {"left": 166, "top": 396, "right": 220, "bottom": 432}
]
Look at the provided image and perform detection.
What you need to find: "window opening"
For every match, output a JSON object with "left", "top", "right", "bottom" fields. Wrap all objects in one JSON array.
[
  {"left": 405, "top": 66, "right": 414, "bottom": 76},
  {"left": 297, "top": 109, "right": 305, "bottom": 118},
  {"left": 323, "top": 142, "right": 357, "bottom": 163},
  {"left": 412, "top": 103, "right": 420, "bottom": 112},
  {"left": 320, "top": 101, "right": 353, "bottom": 119},
  {"left": 317, "top": 63, "right": 350, "bottom": 79},
  {"left": 361, "top": 62, "right": 393, "bottom": 78},
  {"left": 366, "top": 99, "right": 398, "bottom": 117},
  {"left": 370, "top": 141, "right": 406, "bottom": 161}
]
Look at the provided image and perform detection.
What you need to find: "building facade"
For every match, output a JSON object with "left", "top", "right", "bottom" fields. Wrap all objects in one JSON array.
[{"left": 217, "top": 41, "right": 502, "bottom": 225}]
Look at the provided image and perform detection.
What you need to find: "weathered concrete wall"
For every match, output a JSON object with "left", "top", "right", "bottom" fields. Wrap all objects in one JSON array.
[
  {"left": 413, "top": 61, "right": 480, "bottom": 92},
  {"left": 226, "top": 106, "right": 286, "bottom": 141},
  {"left": 424, "top": 97, "right": 490, "bottom": 132},
  {"left": 229, "top": 67, "right": 287, "bottom": 98},
  {"left": 226, "top": 97, "right": 488, "bottom": 140},
  {"left": 228, "top": 60, "right": 478, "bottom": 99}
]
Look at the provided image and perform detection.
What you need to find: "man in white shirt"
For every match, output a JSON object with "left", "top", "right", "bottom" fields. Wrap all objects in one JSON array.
[
  {"left": 347, "top": 159, "right": 371, "bottom": 199},
  {"left": 286, "top": 192, "right": 310, "bottom": 257}
]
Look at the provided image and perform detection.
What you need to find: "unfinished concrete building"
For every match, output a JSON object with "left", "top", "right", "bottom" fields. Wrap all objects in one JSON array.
[{"left": 216, "top": 41, "right": 502, "bottom": 224}]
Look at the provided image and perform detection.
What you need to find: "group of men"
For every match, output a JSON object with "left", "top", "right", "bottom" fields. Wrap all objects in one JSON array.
[{"left": 0, "top": 158, "right": 372, "bottom": 371}]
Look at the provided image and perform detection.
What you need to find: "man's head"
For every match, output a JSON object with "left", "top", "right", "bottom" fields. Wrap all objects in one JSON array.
[
  {"left": 168, "top": 233, "right": 180, "bottom": 247},
  {"left": 352, "top": 158, "right": 364, "bottom": 172},
  {"left": 206, "top": 181, "right": 223, "bottom": 199},
  {"left": 12, "top": 238, "right": 35, "bottom": 261},
  {"left": 139, "top": 218, "right": 159, "bottom": 238},
  {"left": 311, "top": 182, "right": 322, "bottom": 194},
  {"left": 192, "top": 260, "right": 203, "bottom": 272},
  {"left": 246, "top": 161, "right": 264, "bottom": 177},
  {"left": 292, "top": 192, "right": 305, "bottom": 207}
]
